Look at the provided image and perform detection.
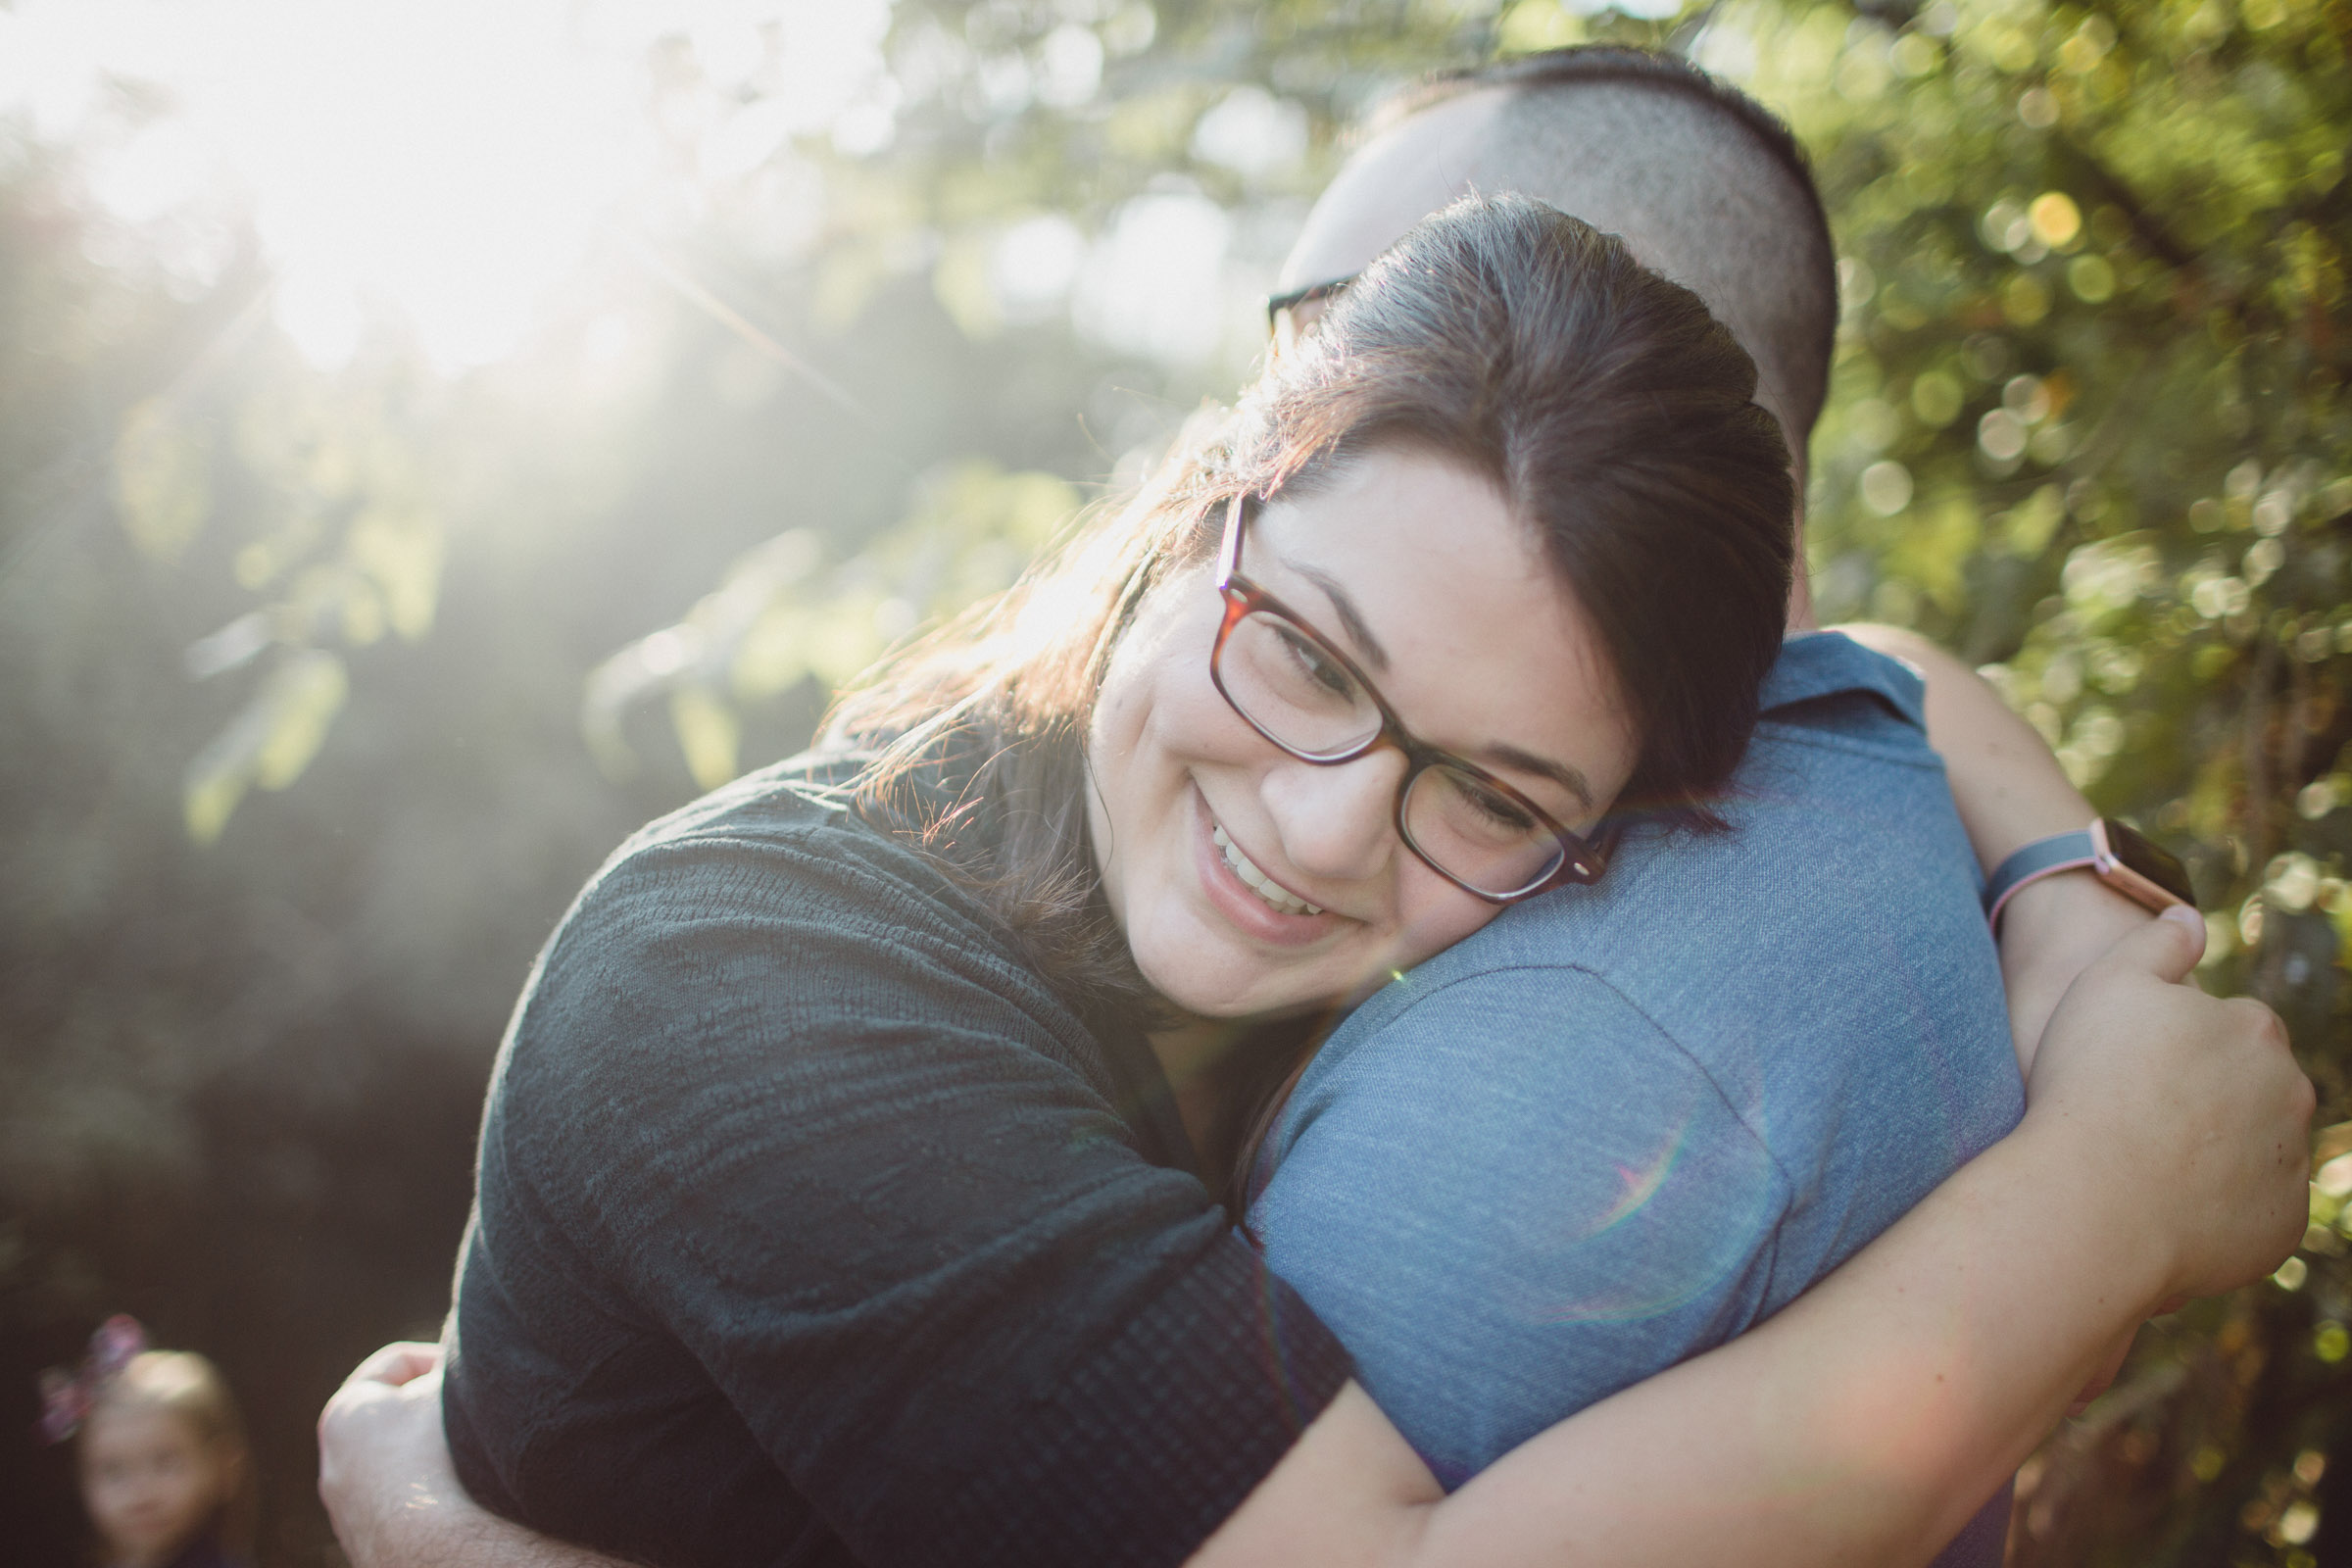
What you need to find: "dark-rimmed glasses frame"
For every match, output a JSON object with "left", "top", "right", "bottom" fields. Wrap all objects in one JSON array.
[
  {"left": 1207, "top": 493, "right": 1607, "bottom": 903},
  {"left": 1263, "top": 274, "right": 1355, "bottom": 335}
]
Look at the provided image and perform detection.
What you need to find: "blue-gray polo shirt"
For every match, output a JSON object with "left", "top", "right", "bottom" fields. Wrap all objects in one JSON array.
[{"left": 1249, "top": 630, "right": 2024, "bottom": 1567}]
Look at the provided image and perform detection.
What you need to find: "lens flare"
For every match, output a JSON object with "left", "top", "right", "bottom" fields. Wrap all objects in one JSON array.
[{"left": 0, "top": 0, "right": 890, "bottom": 372}]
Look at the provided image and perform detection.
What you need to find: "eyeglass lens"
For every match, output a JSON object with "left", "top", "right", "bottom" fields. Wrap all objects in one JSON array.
[{"left": 1215, "top": 606, "right": 1570, "bottom": 897}]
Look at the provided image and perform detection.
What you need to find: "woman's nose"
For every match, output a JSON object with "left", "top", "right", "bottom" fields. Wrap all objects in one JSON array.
[{"left": 1260, "top": 748, "right": 1409, "bottom": 883}]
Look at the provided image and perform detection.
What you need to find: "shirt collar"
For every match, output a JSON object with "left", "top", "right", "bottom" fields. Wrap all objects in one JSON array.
[{"left": 1760, "top": 630, "right": 1928, "bottom": 731}]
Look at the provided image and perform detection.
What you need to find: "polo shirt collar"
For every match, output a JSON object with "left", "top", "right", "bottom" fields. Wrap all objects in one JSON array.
[{"left": 1761, "top": 630, "right": 1929, "bottom": 731}]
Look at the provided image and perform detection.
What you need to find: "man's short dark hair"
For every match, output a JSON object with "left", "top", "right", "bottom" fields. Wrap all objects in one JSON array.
[
  {"left": 1375, "top": 46, "right": 1839, "bottom": 444},
  {"left": 1390, "top": 45, "right": 1829, "bottom": 229}
]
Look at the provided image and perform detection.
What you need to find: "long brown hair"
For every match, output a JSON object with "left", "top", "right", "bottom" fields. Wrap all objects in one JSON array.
[{"left": 827, "top": 192, "right": 1793, "bottom": 1026}]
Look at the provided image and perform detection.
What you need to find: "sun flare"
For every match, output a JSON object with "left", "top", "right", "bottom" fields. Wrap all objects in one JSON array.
[{"left": 0, "top": 0, "right": 892, "bottom": 371}]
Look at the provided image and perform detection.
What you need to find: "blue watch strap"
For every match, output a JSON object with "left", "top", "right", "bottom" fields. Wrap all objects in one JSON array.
[{"left": 1983, "top": 829, "right": 2098, "bottom": 929}]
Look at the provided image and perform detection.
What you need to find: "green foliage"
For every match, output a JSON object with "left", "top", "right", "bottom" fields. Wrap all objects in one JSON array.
[
  {"left": 103, "top": 358, "right": 448, "bottom": 839},
  {"left": 586, "top": 461, "right": 1082, "bottom": 788},
  {"left": 1731, "top": 0, "right": 2352, "bottom": 1558}
]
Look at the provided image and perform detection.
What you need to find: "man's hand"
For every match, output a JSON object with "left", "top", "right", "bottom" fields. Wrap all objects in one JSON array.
[
  {"left": 318, "top": 1343, "right": 476, "bottom": 1565},
  {"left": 318, "top": 1342, "right": 637, "bottom": 1568},
  {"left": 2029, "top": 907, "right": 2314, "bottom": 1311}
]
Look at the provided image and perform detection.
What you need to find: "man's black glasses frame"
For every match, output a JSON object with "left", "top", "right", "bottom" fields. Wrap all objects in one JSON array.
[{"left": 1263, "top": 274, "right": 1357, "bottom": 336}]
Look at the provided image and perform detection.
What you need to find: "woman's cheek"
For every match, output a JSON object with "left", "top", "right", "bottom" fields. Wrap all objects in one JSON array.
[
  {"left": 1389, "top": 872, "right": 1506, "bottom": 973},
  {"left": 1113, "top": 596, "right": 1251, "bottom": 768},
  {"left": 1088, "top": 638, "right": 1152, "bottom": 761},
  {"left": 1092, "top": 585, "right": 1201, "bottom": 751}
]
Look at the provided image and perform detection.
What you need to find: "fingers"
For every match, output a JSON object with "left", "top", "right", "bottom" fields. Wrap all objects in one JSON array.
[
  {"left": 318, "top": 1345, "right": 442, "bottom": 1453},
  {"left": 345, "top": 1341, "right": 443, "bottom": 1391},
  {"left": 317, "top": 1361, "right": 465, "bottom": 1563},
  {"left": 2093, "top": 905, "right": 2206, "bottom": 985},
  {"left": 318, "top": 1364, "right": 450, "bottom": 1494},
  {"left": 2170, "top": 995, "right": 2312, "bottom": 1299},
  {"left": 2033, "top": 926, "right": 2314, "bottom": 1307},
  {"left": 2155, "top": 904, "right": 2208, "bottom": 970},
  {"left": 2223, "top": 993, "right": 2295, "bottom": 1056}
]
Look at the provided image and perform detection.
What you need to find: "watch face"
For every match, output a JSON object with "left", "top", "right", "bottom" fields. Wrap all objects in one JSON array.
[{"left": 2100, "top": 818, "right": 2196, "bottom": 906}]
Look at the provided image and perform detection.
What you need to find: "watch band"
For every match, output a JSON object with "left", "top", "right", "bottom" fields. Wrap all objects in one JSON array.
[
  {"left": 1983, "top": 830, "right": 2099, "bottom": 932},
  {"left": 1984, "top": 818, "right": 2195, "bottom": 932}
]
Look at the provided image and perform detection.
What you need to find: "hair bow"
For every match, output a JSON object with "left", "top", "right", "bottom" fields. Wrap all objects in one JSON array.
[{"left": 36, "top": 1315, "right": 148, "bottom": 1445}]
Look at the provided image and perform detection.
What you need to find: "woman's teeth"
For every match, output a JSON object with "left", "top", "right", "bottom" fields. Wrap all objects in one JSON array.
[{"left": 1212, "top": 823, "right": 1322, "bottom": 916}]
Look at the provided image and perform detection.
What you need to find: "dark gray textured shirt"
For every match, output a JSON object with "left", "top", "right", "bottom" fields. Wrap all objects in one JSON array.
[{"left": 444, "top": 759, "right": 1351, "bottom": 1568}]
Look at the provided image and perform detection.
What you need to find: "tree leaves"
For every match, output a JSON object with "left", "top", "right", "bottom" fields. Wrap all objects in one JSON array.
[
  {"left": 1740, "top": 0, "right": 2352, "bottom": 1553},
  {"left": 585, "top": 461, "right": 1083, "bottom": 786},
  {"left": 181, "top": 649, "right": 348, "bottom": 845},
  {"left": 112, "top": 399, "right": 212, "bottom": 564}
]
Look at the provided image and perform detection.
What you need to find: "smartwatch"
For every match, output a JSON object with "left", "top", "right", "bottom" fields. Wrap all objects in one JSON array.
[{"left": 1983, "top": 818, "right": 2196, "bottom": 932}]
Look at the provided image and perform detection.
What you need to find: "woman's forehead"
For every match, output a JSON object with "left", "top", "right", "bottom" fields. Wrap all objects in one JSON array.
[
  {"left": 1254, "top": 454, "right": 1632, "bottom": 778},
  {"left": 1257, "top": 454, "right": 1547, "bottom": 654}
]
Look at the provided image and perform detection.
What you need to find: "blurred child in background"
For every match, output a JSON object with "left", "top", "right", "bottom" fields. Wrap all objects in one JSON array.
[{"left": 40, "top": 1316, "right": 256, "bottom": 1568}]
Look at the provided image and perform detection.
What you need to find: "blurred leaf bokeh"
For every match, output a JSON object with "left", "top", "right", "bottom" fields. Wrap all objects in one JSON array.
[{"left": 1, "top": 0, "right": 2348, "bottom": 1562}]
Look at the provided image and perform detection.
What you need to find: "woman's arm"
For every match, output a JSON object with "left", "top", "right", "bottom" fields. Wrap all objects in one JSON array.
[
  {"left": 322, "top": 914, "right": 2309, "bottom": 1568},
  {"left": 1832, "top": 622, "right": 2156, "bottom": 1070},
  {"left": 1197, "top": 911, "right": 2310, "bottom": 1568}
]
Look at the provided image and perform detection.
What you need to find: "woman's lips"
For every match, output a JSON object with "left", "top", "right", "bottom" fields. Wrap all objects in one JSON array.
[
  {"left": 1212, "top": 823, "right": 1321, "bottom": 915},
  {"left": 1191, "top": 788, "right": 1335, "bottom": 948}
]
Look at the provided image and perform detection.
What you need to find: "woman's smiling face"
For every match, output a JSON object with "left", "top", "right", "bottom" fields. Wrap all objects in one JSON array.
[{"left": 1085, "top": 445, "right": 1640, "bottom": 1021}]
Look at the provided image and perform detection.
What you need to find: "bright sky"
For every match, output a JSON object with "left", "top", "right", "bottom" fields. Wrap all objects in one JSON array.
[{"left": 0, "top": 0, "right": 894, "bottom": 370}]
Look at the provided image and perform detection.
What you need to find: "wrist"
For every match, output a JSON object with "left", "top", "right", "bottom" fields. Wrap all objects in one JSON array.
[
  {"left": 1999, "top": 874, "right": 2157, "bottom": 1072},
  {"left": 1985, "top": 820, "right": 2195, "bottom": 932},
  {"left": 1999, "top": 1106, "right": 2179, "bottom": 1322}
]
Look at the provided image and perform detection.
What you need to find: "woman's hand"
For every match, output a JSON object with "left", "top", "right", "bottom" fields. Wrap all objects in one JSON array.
[
  {"left": 2027, "top": 906, "right": 2312, "bottom": 1304},
  {"left": 2026, "top": 906, "right": 2308, "bottom": 1410},
  {"left": 318, "top": 1343, "right": 627, "bottom": 1568}
]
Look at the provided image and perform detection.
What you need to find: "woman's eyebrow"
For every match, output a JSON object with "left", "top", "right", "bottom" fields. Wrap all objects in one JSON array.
[
  {"left": 1285, "top": 559, "right": 1392, "bottom": 671},
  {"left": 1270, "top": 550, "right": 1595, "bottom": 812},
  {"left": 1481, "top": 743, "right": 1596, "bottom": 812}
]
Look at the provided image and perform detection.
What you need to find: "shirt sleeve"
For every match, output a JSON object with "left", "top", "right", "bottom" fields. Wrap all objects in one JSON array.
[
  {"left": 1247, "top": 964, "right": 1789, "bottom": 1488},
  {"left": 480, "top": 820, "right": 1351, "bottom": 1568}
]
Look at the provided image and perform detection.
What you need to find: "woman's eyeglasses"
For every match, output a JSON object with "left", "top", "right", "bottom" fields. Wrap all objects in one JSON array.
[{"left": 1207, "top": 493, "right": 1608, "bottom": 903}]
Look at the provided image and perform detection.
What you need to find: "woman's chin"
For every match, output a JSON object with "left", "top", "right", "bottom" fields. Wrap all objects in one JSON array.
[
  {"left": 1131, "top": 921, "right": 1307, "bottom": 1021},
  {"left": 1129, "top": 914, "right": 1379, "bottom": 1023}
]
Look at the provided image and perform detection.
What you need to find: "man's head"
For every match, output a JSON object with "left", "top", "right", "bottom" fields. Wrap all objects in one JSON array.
[{"left": 1280, "top": 49, "right": 1838, "bottom": 501}]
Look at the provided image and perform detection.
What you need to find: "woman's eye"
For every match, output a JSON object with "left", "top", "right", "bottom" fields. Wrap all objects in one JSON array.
[
  {"left": 1275, "top": 624, "right": 1355, "bottom": 699},
  {"left": 1458, "top": 778, "right": 1538, "bottom": 833}
]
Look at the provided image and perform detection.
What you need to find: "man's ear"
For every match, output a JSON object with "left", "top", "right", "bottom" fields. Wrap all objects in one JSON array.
[{"left": 1268, "top": 298, "right": 1331, "bottom": 358}]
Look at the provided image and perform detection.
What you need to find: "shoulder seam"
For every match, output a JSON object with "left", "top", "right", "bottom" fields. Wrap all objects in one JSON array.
[
  {"left": 1303, "top": 963, "right": 1802, "bottom": 1208},
  {"left": 1752, "top": 719, "right": 1948, "bottom": 771}
]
